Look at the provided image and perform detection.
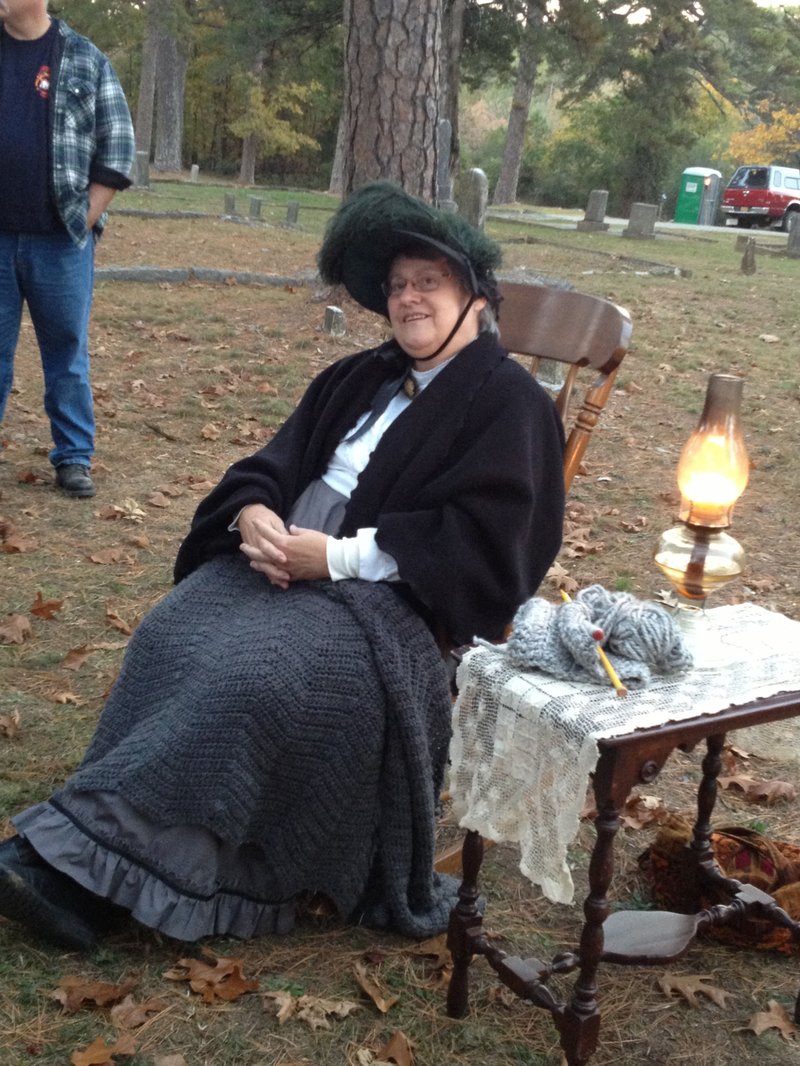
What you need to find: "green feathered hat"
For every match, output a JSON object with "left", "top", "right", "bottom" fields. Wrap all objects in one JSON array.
[{"left": 317, "top": 180, "right": 502, "bottom": 318}]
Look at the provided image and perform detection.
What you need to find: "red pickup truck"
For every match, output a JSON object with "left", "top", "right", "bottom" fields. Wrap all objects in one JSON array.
[{"left": 721, "top": 165, "right": 800, "bottom": 230}]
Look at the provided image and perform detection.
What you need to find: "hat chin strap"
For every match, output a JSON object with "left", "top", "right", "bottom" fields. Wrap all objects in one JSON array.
[{"left": 406, "top": 295, "right": 476, "bottom": 365}]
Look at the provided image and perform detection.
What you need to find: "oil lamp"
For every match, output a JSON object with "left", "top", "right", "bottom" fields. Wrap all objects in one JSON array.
[{"left": 654, "top": 374, "right": 749, "bottom": 652}]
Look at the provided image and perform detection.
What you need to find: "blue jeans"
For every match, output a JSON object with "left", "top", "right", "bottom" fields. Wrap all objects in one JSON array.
[{"left": 0, "top": 230, "right": 96, "bottom": 468}]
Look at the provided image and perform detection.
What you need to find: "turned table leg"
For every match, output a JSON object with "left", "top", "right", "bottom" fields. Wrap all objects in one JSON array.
[
  {"left": 446, "top": 829, "right": 485, "bottom": 1018},
  {"left": 556, "top": 801, "right": 619, "bottom": 1065},
  {"left": 691, "top": 732, "right": 725, "bottom": 867}
]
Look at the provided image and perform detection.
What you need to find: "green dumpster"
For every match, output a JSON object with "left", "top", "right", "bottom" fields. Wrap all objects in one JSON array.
[{"left": 675, "top": 167, "right": 721, "bottom": 224}]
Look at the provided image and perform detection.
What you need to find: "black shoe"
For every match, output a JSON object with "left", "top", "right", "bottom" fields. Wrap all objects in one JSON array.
[
  {"left": 55, "top": 464, "right": 95, "bottom": 498},
  {"left": 0, "top": 837, "right": 98, "bottom": 951}
]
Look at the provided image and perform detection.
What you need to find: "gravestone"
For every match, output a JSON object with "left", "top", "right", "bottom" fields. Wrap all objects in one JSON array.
[
  {"left": 787, "top": 213, "right": 800, "bottom": 260},
  {"left": 436, "top": 119, "right": 457, "bottom": 213},
  {"left": 286, "top": 201, "right": 299, "bottom": 226},
  {"left": 249, "top": 197, "right": 263, "bottom": 220},
  {"left": 323, "top": 306, "right": 346, "bottom": 337},
  {"left": 223, "top": 193, "right": 236, "bottom": 215},
  {"left": 740, "top": 236, "right": 757, "bottom": 275},
  {"left": 190, "top": 164, "right": 199, "bottom": 183},
  {"left": 622, "top": 203, "right": 657, "bottom": 240},
  {"left": 460, "top": 168, "right": 488, "bottom": 230},
  {"left": 133, "top": 151, "right": 150, "bottom": 189},
  {"left": 576, "top": 189, "right": 610, "bottom": 233}
]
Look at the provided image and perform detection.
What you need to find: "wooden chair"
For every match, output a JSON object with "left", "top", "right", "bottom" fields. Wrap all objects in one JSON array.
[
  {"left": 435, "top": 282, "right": 632, "bottom": 872},
  {"left": 496, "top": 280, "right": 632, "bottom": 492}
]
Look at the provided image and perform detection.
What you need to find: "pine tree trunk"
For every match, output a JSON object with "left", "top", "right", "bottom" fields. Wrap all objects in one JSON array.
[
  {"left": 341, "top": 0, "right": 441, "bottom": 199},
  {"left": 492, "top": 0, "right": 544, "bottom": 206},
  {"left": 328, "top": 112, "right": 345, "bottom": 196},
  {"left": 134, "top": 0, "right": 165, "bottom": 158},
  {"left": 442, "top": 0, "right": 465, "bottom": 179},
  {"left": 154, "top": 30, "right": 187, "bottom": 172},
  {"left": 239, "top": 135, "right": 257, "bottom": 185}
]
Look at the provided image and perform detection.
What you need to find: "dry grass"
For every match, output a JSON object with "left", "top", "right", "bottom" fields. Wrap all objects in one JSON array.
[{"left": 1, "top": 183, "right": 800, "bottom": 1065}]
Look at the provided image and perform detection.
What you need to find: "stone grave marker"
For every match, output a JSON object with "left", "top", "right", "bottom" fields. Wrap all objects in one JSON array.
[
  {"left": 324, "top": 306, "right": 346, "bottom": 336},
  {"left": 622, "top": 202, "right": 657, "bottom": 240},
  {"left": 133, "top": 151, "right": 150, "bottom": 189},
  {"left": 787, "top": 213, "right": 800, "bottom": 260},
  {"left": 740, "top": 236, "right": 757, "bottom": 274},
  {"left": 460, "top": 168, "right": 488, "bottom": 230},
  {"left": 576, "top": 190, "right": 610, "bottom": 233}
]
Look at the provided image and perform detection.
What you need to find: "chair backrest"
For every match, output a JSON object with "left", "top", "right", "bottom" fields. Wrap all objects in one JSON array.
[{"left": 497, "top": 281, "right": 632, "bottom": 491}]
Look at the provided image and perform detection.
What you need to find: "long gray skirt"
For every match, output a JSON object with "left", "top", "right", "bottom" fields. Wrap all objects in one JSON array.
[{"left": 14, "top": 553, "right": 457, "bottom": 941}]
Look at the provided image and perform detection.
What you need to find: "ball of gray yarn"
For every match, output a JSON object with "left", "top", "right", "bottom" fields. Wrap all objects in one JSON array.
[{"left": 481, "top": 585, "right": 693, "bottom": 690}]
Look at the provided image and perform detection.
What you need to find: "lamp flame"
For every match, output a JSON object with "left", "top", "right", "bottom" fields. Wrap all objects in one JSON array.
[{"left": 677, "top": 376, "right": 749, "bottom": 528}]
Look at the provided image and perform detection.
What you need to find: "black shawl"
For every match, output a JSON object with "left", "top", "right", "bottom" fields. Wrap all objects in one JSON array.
[{"left": 174, "top": 332, "right": 565, "bottom": 645}]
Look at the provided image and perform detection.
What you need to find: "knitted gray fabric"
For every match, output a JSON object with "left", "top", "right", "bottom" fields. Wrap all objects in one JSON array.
[
  {"left": 54, "top": 553, "right": 457, "bottom": 938},
  {"left": 490, "top": 584, "right": 693, "bottom": 689}
]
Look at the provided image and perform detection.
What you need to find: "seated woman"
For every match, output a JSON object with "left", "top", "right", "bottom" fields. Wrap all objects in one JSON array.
[{"left": 0, "top": 181, "right": 566, "bottom": 951}]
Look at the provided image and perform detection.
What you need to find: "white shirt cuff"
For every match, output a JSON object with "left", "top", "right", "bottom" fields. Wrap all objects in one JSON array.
[{"left": 326, "top": 528, "right": 400, "bottom": 582}]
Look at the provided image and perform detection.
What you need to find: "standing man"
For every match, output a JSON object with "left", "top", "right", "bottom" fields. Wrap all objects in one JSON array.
[{"left": 0, "top": 0, "right": 135, "bottom": 498}]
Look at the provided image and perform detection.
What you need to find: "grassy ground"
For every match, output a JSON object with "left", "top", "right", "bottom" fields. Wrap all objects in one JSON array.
[{"left": 1, "top": 179, "right": 800, "bottom": 1066}]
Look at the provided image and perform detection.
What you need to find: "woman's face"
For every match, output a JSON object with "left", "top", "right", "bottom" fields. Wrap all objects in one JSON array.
[{"left": 386, "top": 255, "right": 486, "bottom": 366}]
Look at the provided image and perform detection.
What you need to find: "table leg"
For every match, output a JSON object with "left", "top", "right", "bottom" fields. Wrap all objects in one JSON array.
[
  {"left": 555, "top": 800, "right": 619, "bottom": 1065},
  {"left": 446, "top": 829, "right": 485, "bottom": 1018},
  {"left": 690, "top": 732, "right": 725, "bottom": 868}
]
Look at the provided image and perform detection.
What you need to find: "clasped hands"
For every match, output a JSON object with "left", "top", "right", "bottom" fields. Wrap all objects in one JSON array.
[{"left": 238, "top": 504, "right": 330, "bottom": 589}]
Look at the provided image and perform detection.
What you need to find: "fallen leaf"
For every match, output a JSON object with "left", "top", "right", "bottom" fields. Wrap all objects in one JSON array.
[
  {"left": 758, "top": 334, "right": 780, "bottom": 343},
  {"left": 16, "top": 470, "right": 47, "bottom": 485},
  {"left": 376, "top": 1029, "right": 414, "bottom": 1066},
  {"left": 744, "top": 576, "right": 781, "bottom": 593},
  {"left": 407, "top": 934, "right": 450, "bottom": 969},
  {"left": 0, "top": 520, "right": 36, "bottom": 553},
  {"left": 163, "top": 947, "right": 258, "bottom": 1003},
  {"left": 30, "top": 591, "right": 63, "bottom": 619},
  {"left": 262, "top": 990, "right": 359, "bottom": 1030},
  {"left": 147, "top": 492, "right": 171, "bottom": 508},
  {"left": 0, "top": 614, "right": 32, "bottom": 644},
  {"left": 621, "top": 515, "right": 648, "bottom": 533},
  {"left": 70, "top": 1032, "right": 136, "bottom": 1066},
  {"left": 153, "top": 1056, "right": 189, "bottom": 1066},
  {"left": 263, "top": 990, "right": 296, "bottom": 1025},
  {"left": 745, "top": 999, "right": 797, "bottom": 1041},
  {"left": 296, "top": 995, "right": 360, "bottom": 1030},
  {"left": 0, "top": 712, "right": 21, "bottom": 739},
  {"left": 52, "top": 692, "right": 80, "bottom": 705},
  {"left": 52, "top": 975, "right": 139, "bottom": 1013},
  {"left": 110, "top": 994, "right": 170, "bottom": 1029},
  {"left": 62, "top": 645, "right": 94, "bottom": 671},
  {"left": 105, "top": 607, "right": 133, "bottom": 635},
  {"left": 353, "top": 958, "right": 400, "bottom": 1013},
  {"left": 718, "top": 774, "right": 796, "bottom": 805},
  {"left": 657, "top": 973, "right": 731, "bottom": 1008},
  {"left": 619, "top": 793, "right": 669, "bottom": 830},
  {"left": 88, "top": 548, "right": 128, "bottom": 565},
  {"left": 200, "top": 423, "right": 221, "bottom": 440}
]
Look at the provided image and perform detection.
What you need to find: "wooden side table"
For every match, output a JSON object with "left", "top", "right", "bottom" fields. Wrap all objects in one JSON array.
[{"left": 445, "top": 606, "right": 800, "bottom": 1066}]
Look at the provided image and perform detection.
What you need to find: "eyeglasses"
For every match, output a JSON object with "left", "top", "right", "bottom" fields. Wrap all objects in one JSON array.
[{"left": 381, "top": 270, "right": 453, "bottom": 299}]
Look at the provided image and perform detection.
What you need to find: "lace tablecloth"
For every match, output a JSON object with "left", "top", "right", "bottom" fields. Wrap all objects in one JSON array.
[{"left": 449, "top": 603, "right": 800, "bottom": 905}]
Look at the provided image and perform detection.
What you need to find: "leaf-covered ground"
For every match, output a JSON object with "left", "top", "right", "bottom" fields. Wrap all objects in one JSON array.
[{"left": 1, "top": 182, "right": 800, "bottom": 1066}]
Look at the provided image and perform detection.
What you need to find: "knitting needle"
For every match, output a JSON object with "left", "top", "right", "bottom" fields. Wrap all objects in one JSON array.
[{"left": 559, "top": 589, "right": 628, "bottom": 698}]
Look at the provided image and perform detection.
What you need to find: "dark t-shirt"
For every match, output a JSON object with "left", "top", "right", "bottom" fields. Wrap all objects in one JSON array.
[{"left": 0, "top": 22, "right": 63, "bottom": 234}]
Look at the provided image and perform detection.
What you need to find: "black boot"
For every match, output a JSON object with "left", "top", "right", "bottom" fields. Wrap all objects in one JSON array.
[{"left": 0, "top": 836, "right": 101, "bottom": 951}]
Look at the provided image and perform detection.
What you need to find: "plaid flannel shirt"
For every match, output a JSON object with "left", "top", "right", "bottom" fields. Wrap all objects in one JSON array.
[{"left": 49, "top": 19, "right": 135, "bottom": 247}]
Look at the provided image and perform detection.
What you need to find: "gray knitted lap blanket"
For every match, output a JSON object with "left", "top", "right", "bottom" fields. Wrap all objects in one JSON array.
[{"left": 58, "top": 553, "right": 458, "bottom": 938}]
